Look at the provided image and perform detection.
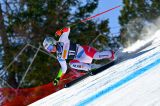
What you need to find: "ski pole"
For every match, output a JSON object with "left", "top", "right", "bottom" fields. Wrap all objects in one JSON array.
[
  {"left": 81, "top": 5, "right": 121, "bottom": 23},
  {"left": 68, "top": 5, "right": 121, "bottom": 28},
  {"left": 55, "top": 5, "right": 121, "bottom": 34}
]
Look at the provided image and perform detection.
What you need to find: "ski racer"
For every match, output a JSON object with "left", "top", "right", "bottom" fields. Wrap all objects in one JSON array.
[{"left": 43, "top": 27, "right": 115, "bottom": 86}]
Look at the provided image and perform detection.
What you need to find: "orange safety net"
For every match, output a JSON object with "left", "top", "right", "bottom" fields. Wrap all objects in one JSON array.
[{"left": 0, "top": 69, "right": 85, "bottom": 106}]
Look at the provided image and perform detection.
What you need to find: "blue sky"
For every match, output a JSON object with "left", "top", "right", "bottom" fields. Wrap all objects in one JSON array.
[{"left": 94, "top": 0, "right": 123, "bottom": 36}]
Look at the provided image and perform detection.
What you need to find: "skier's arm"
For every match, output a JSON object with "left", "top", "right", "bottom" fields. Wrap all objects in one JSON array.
[
  {"left": 55, "top": 27, "right": 70, "bottom": 42},
  {"left": 54, "top": 59, "right": 67, "bottom": 86},
  {"left": 58, "top": 58, "right": 67, "bottom": 74}
]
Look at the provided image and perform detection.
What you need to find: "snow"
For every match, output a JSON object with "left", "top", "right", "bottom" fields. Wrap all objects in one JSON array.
[
  {"left": 102, "top": 66, "right": 160, "bottom": 106},
  {"left": 29, "top": 30, "right": 160, "bottom": 106},
  {"left": 123, "top": 29, "right": 160, "bottom": 53}
]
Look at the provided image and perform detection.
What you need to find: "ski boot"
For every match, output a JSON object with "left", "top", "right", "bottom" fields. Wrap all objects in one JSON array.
[{"left": 89, "top": 64, "right": 102, "bottom": 75}]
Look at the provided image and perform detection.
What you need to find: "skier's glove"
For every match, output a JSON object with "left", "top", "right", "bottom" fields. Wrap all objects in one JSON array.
[
  {"left": 55, "top": 27, "right": 69, "bottom": 36},
  {"left": 53, "top": 77, "right": 60, "bottom": 86},
  {"left": 55, "top": 30, "right": 62, "bottom": 36}
]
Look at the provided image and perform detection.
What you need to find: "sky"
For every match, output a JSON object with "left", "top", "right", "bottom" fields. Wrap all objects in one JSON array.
[{"left": 94, "top": 0, "right": 123, "bottom": 36}]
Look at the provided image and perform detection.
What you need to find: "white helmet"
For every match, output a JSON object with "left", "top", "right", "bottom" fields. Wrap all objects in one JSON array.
[{"left": 43, "top": 37, "right": 57, "bottom": 52}]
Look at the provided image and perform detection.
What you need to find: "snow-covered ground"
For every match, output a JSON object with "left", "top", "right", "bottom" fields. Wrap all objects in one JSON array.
[{"left": 29, "top": 30, "right": 160, "bottom": 106}]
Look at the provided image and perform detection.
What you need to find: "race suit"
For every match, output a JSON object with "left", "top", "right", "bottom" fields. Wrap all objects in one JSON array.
[{"left": 57, "top": 27, "right": 113, "bottom": 75}]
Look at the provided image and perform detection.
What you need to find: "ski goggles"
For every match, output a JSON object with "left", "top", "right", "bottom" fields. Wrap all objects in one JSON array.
[{"left": 47, "top": 45, "right": 56, "bottom": 52}]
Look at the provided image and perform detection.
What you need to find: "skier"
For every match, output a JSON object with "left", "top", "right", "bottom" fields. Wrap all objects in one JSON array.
[{"left": 43, "top": 27, "right": 115, "bottom": 86}]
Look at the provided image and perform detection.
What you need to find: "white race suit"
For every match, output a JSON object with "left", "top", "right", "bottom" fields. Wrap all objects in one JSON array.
[{"left": 56, "top": 27, "right": 113, "bottom": 75}]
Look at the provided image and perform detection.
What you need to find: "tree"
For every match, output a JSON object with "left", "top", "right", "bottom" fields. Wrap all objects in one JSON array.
[
  {"left": 150, "top": 0, "right": 160, "bottom": 19},
  {"left": 0, "top": 2, "right": 19, "bottom": 87}
]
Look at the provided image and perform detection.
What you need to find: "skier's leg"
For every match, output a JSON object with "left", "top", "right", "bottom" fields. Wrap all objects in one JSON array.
[
  {"left": 69, "top": 60, "right": 102, "bottom": 71},
  {"left": 76, "top": 45, "right": 96, "bottom": 63},
  {"left": 93, "top": 50, "right": 115, "bottom": 60},
  {"left": 81, "top": 45, "right": 97, "bottom": 58},
  {"left": 70, "top": 46, "right": 101, "bottom": 71},
  {"left": 69, "top": 60, "right": 91, "bottom": 71}
]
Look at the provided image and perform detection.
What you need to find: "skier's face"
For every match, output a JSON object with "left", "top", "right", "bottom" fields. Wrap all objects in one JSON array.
[
  {"left": 47, "top": 45, "right": 56, "bottom": 53},
  {"left": 51, "top": 45, "right": 56, "bottom": 53}
]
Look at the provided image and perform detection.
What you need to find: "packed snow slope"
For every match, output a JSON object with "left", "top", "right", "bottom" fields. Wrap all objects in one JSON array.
[{"left": 30, "top": 30, "right": 160, "bottom": 106}]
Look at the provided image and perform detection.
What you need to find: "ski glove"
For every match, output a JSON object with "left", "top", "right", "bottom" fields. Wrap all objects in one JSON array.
[
  {"left": 53, "top": 77, "right": 60, "bottom": 86},
  {"left": 53, "top": 69, "right": 63, "bottom": 86},
  {"left": 55, "top": 27, "right": 69, "bottom": 36}
]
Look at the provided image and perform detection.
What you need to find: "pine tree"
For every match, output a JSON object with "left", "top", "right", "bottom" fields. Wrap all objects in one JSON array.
[{"left": 150, "top": 0, "right": 160, "bottom": 19}]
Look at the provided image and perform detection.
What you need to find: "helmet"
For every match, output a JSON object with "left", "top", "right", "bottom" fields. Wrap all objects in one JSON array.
[{"left": 43, "top": 37, "right": 57, "bottom": 52}]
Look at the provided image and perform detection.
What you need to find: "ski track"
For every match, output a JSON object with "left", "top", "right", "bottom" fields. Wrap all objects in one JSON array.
[
  {"left": 30, "top": 39, "right": 160, "bottom": 106},
  {"left": 92, "top": 65, "right": 160, "bottom": 106},
  {"left": 76, "top": 49, "right": 160, "bottom": 106},
  {"left": 77, "top": 58, "right": 160, "bottom": 106}
]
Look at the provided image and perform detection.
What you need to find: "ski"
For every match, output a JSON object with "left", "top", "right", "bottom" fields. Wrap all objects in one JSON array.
[{"left": 64, "top": 60, "right": 115, "bottom": 88}]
